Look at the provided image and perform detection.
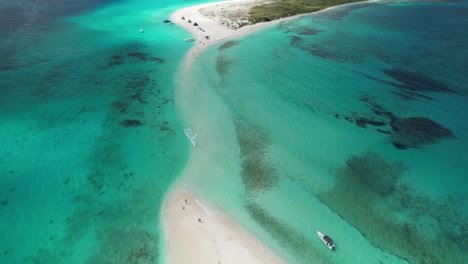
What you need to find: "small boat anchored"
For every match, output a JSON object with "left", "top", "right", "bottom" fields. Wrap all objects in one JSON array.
[
  {"left": 184, "top": 38, "right": 195, "bottom": 42},
  {"left": 317, "top": 231, "right": 335, "bottom": 250},
  {"left": 184, "top": 128, "right": 197, "bottom": 146}
]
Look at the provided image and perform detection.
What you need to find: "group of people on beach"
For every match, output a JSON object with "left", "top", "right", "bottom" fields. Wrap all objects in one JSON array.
[
  {"left": 181, "top": 16, "right": 210, "bottom": 40},
  {"left": 182, "top": 198, "right": 204, "bottom": 223}
]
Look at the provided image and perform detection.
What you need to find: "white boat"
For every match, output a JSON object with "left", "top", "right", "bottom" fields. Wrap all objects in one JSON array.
[
  {"left": 184, "top": 38, "right": 195, "bottom": 42},
  {"left": 139, "top": 28, "right": 144, "bottom": 33},
  {"left": 317, "top": 231, "right": 335, "bottom": 250},
  {"left": 184, "top": 128, "right": 197, "bottom": 146}
]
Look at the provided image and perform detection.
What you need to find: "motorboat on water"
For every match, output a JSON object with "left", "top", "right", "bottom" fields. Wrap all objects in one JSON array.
[
  {"left": 184, "top": 38, "right": 195, "bottom": 42},
  {"left": 317, "top": 231, "right": 335, "bottom": 250},
  {"left": 139, "top": 28, "right": 144, "bottom": 33},
  {"left": 184, "top": 128, "right": 197, "bottom": 146}
]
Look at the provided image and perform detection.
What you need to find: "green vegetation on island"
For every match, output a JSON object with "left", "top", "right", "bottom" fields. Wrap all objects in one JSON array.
[{"left": 248, "top": 0, "right": 365, "bottom": 23}]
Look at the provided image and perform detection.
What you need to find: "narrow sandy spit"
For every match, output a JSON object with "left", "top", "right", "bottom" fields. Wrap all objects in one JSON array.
[
  {"left": 161, "top": 1, "right": 376, "bottom": 263},
  {"left": 163, "top": 3, "right": 292, "bottom": 262},
  {"left": 162, "top": 188, "right": 287, "bottom": 264}
]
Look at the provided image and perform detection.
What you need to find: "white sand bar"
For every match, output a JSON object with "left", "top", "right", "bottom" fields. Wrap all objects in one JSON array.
[
  {"left": 164, "top": 3, "right": 292, "bottom": 262},
  {"left": 163, "top": 1, "right": 373, "bottom": 263},
  {"left": 162, "top": 189, "right": 287, "bottom": 264},
  {"left": 170, "top": 0, "right": 283, "bottom": 62}
]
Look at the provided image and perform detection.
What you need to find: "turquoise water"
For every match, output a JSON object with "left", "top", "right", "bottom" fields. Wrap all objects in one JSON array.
[
  {"left": 2, "top": 0, "right": 468, "bottom": 263},
  {"left": 180, "top": 1, "right": 468, "bottom": 263},
  {"left": 0, "top": 0, "right": 214, "bottom": 263}
]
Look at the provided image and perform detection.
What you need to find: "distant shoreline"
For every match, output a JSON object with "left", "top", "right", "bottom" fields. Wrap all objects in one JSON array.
[{"left": 170, "top": 0, "right": 374, "bottom": 64}]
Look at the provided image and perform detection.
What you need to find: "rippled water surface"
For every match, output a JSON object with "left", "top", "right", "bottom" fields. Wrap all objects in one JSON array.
[
  {"left": 184, "top": 1, "right": 468, "bottom": 263},
  {"left": 0, "top": 0, "right": 211, "bottom": 262}
]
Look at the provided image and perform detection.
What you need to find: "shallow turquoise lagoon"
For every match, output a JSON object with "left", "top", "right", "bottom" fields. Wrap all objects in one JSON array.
[
  {"left": 2, "top": 0, "right": 468, "bottom": 263},
  {"left": 183, "top": 1, "right": 468, "bottom": 263}
]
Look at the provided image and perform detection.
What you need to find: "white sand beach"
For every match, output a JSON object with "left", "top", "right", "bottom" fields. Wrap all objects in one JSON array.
[
  {"left": 162, "top": 189, "right": 287, "bottom": 264},
  {"left": 170, "top": 0, "right": 285, "bottom": 62}
]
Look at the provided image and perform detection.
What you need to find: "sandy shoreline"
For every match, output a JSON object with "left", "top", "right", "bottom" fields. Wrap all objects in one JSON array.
[
  {"left": 170, "top": 0, "right": 374, "bottom": 63},
  {"left": 161, "top": 188, "right": 287, "bottom": 264},
  {"left": 170, "top": 0, "right": 293, "bottom": 64}
]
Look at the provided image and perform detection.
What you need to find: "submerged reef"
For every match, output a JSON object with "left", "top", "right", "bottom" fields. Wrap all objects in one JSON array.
[
  {"left": 236, "top": 121, "right": 278, "bottom": 194},
  {"left": 349, "top": 96, "right": 456, "bottom": 149},
  {"left": 246, "top": 201, "right": 331, "bottom": 264},
  {"left": 25, "top": 44, "right": 178, "bottom": 263},
  {"left": 88, "top": 227, "right": 159, "bottom": 264},
  {"left": 346, "top": 152, "right": 405, "bottom": 197},
  {"left": 363, "top": 68, "right": 455, "bottom": 101},
  {"left": 127, "top": 52, "right": 165, "bottom": 63},
  {"left": 216, "top": 41, "right": 240, "bottom": 81},
  {"left": 382, "top": 68, "right": 455, "bottom": 94},
  {"left": 219, "top": 40, "right": 241, "bottom": 50},
  {"left": 389, "top": 116, "right": 455, "bottom": 149},
  {"left": 318, "top": 151, "right": 468, "bottom": 264},
  {"left": 236, "top": 121, "right": 332, "bottom": 263},
  {"left": 120, "top": 119, "right": 143, "bottom": 127}
]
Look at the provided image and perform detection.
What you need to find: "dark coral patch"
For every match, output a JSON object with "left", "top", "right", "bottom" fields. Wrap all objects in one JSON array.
[
  {"left": 382, "top": 68, "right": 455, "bottom": 93},
  {"left": 108, "top": 55, "right": 124, "bottom": 66},
  {"left": 346, "top": 151, "right": 405, "bottom": 197},
  {"left": 390, "top": 117, "right": 455, "bottom": 149},
  {"left": 120, "top": 119, "right": 143, "bottom": 127},
  {"left": 112, "top": 101, "right": 129, "bottom": 113},
  {"left": 245, "top": 201, "right": 329, "bottom": 263},
  {"left": 390, "top": 91, "right": 434, "bottom": 101},
  {"left": 318, "top": 152, "right": 467, "bottom": 263},
  {"left": 359, "top": 96, "right": 394, "bottom": 119},
  {"left": 355, "top": 117, "right": 386, "bottom": 128},
  {"left": 109, "top": 51, "right": 164, "bottom": 66},
  {"left": 148, "top": 57, "right": 165, "bottom": 63},
  {"left": 289, "top": 35, "right": 302, "bottom": 46},
  {"left": 308, "top": 45, "right": 337, "bottom": 60},
  {"left": 216, "top": 55, "right": 234, "bottom": 78},
  {"left": 376, "top": 129, "right": 391, "bottom": 135},
  {"left": 297, "top": 28, "right": 322, "bottom": 36},
  {"left": 127, "top": 52, "right": 148, "bottom": 61},
  {"left": 236, "top": 121, "right": 278, "bottom": 194},
  {"left": 88, "top": 228, "right": 159, "bottom": 264},
  {"left": 219, "top": 40, "right": 241, "bottom": 50},
  {"left": 125, "top": 76, "right": 151, "bottom": 90}
]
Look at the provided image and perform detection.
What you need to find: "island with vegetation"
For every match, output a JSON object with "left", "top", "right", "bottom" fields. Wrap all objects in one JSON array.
[{"left": 249, "top": 0, "right": 365, "bottom": 23}]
